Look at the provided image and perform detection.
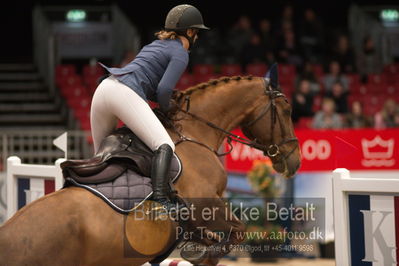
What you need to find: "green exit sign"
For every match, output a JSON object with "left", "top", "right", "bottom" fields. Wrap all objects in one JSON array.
[
  {"left": 380, "top": 9, "right": 399, "bottom": 23},
  {"left": 66, "top": 9, "right": 87, "bottom": 22}
]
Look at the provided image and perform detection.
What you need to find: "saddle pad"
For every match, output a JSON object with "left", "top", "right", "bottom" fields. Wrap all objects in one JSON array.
[{"left": 65, "top": 153, "right": 182, "bottom": 214}]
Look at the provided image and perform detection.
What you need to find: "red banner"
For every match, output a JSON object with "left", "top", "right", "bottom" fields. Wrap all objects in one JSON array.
[{"left": 225, "top": 129, "right": 399, "bottom": 173}]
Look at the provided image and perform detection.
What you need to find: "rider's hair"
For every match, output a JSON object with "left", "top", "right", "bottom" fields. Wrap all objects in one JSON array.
[{"left": 155, "top": 30, "right": 179, "bottom": 40}]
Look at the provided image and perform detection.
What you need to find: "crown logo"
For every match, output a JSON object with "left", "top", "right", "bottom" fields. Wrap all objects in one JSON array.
[{"left": 361, "top": 135, "right": 395, "bottom": 167}]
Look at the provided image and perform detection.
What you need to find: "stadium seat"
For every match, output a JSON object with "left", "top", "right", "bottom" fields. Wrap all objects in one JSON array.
[
  {"left": 57, "top": 74, "right": 83, "bottom": 88},
  {"left": 312, "top": 64, "right": 324, "bottom": 79},
  {"left": 281, "top": 83, "right": 295, "bottom": 96},
  {"left": 284, "top": 93, "right": 293, "bottom": 104},
  {"left": 361, "top": 95, "right": 385, "bottom": 116},
  {"left": 73, "top": 107, "right": 90, "bottom": 121},
  {"left": 347, "top": 94, "right": 358, "bottom": 107},
  {"left": 350, "top": 84, "right": 368, "bottom": 95},
  {"left": 312, "top": 95, "right": 323, "bottom": 112},
  {"left": 61, "top": 85, "right": 89, "bottom": 99},
  {"left": 79, "top": 119, "right": 91, "bottom": 131},
  {"left": 367, "top": 74, "right": 387, "bottom": 85},
  {"left": 73, "top": 106, "right": 91, "bottom": 131},
  {"left": 66, "top": 96, "right": 91, "bottom": 110},
  {"left": 383, "top": 63, "right": 399, "bottom": 75},
  {"left": 193, "top": 64, "right": 215, "bottom": 76},
  {"left": 363, "top": 104, "right": 380, "bottom": 116},
  {"left": 384, "top": 73, "right": 399, "bottom": 85},
  {"left": 55, "top": 64, "right": 76, "bottom": 79},
  {"left": 279, "top": 64, "right": 296, "bottom": 77},
  {"left": 83, "top": 64, "right": 105, "bottom": 77},
  {"left": 245, "top": 63, "right": 268, "bottom": 77},
  {"left": 384, "top": 85, "right": 398, "bottom": 96},
  {"left": 384, "top": 64, "right": 399, "bottom": 84},
  {"left": 117, "top": 120, "right": 125, "bottom": 128},
  {"left": 148, "top": 101, "right": 158, "bottom": 109},
  {"left": 176, "top": 72, "right": 195, "bottom": 90},
  {"left": 220, "top": 64, "right": 242, "bottom": 76},
  {"left": 352, "top": 83, "right": 385, "bottom": 95},
  {"left": 278, "top": 64, "right": 296, "bottom": 89},
  {"left": 194, "top": 73, "right": 220, "bottom": 84},
  {"left": 296, "top": 117, "right": 313, "bottom": 129},
  {"left": 280, "top": 79, "right": 295, "bottom": 91},
  {"left": 84, "top": 76, "right": 102, "bottom": 95},
  {"left": 347, "top": 73, "right": 360, "bottom": 88}
]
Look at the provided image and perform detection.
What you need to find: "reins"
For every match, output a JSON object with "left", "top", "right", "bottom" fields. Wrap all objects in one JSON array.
[
  {"left": 172, "top": 78, "right": 298, "bottom": 159},
  {"left": 174, "top": 109, "right": 270, "bottom": 156}
]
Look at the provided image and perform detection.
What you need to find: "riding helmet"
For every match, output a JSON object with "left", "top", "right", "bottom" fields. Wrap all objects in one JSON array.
[{"left": 164, "top": 4, "right": 210, "bottom": 31}]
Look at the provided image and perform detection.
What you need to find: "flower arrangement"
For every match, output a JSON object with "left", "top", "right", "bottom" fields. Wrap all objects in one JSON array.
[
  {"left": 247, "top": 158, "right": 283, "bottom": 199},
  {"left": 245, "top": 158, "right": 286, "bottom": 250}
]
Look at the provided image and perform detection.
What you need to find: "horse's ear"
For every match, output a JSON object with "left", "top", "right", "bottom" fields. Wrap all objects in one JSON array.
[{"left": 265, "top": 63, "right": 279, "bottom": 89}]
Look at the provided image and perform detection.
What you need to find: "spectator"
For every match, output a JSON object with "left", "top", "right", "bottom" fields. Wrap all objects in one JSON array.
[
  {"left": 325, "top": 81, "right": 349, "bottom": 114},
  {"left": 276, "top": 28, "right": 302, "bottom": 66},
  {"left": 258, "top": 18, "right": 274, "bottom": 52},
  {"left": 357, "top": 35, "right": 382, "bottom": 80},
  {"left": 191, "top": 28, "right": 222, "bottom": 64},
  {"left": 299, "top": 8, "right": 324, "bottom": 63},
  {"left": 227, "top": 15, "right": 254, "bottom": 63},
  {"left": 240, "top": 33, "right": 267, "bottom": 67},
  {"left": 312, "top": 98, "right": 343, "bottom": 129},
  {"left": 292, "top": 79, "right": 315, "bottom": 123},
  {"left": 296, "top": 61, "right": 321, "bottom": 94},
  {"left": 344, "top": 100, "right": 372, "bottom": 128},
  {"left": 323, "top": 60, "right": 349, "bottom": 92},
  {"left": 275, "top": 4, "right": 295, "bottom": 37},
  {"left": 374, "top": 98, "right": 398, "bottom": 129},
  {"left": 330, "top": 34, "right": 356, "bottom": 73}
]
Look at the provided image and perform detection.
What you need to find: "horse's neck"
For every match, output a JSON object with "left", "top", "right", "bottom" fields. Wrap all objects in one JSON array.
[{"left": 180, "top": 78, "right": 264, "bottom": 150}]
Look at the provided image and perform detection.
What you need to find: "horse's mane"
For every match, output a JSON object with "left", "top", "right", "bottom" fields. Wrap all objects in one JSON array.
[
  {"left": 155, "top": 75, "right": 255, "bottom": 128},
  {"left": 174, "top": 75, "right": 254, "bottom": 102}
]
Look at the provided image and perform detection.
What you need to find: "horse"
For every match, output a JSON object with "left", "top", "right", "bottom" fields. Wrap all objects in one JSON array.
[{"left": 0, "top": 67, "right": 301, "bottom": 266}]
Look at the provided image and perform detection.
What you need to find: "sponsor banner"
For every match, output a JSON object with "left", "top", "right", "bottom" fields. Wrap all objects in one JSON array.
[
  {"left": 348, "top": 194, "right": 399, "bottom": 265},
  {"left": 225, "top": 129, "right": 399, "bottom": 173}
]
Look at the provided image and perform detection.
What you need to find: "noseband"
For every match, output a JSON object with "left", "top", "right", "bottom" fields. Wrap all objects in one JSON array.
[{"left": 173, "top": 78, "right": 298, "bottom": 160}]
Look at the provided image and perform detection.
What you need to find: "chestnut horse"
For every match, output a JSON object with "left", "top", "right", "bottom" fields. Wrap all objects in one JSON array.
[{"left": 0, "top": 71, "right": 300, "bottom": 266}]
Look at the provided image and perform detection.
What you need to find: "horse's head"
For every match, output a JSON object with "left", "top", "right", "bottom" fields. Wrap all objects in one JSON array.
[{"left": 241, "top": 64, "right": 301, "bottom": 177}]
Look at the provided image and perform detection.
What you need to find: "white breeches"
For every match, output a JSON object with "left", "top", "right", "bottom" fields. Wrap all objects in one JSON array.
[{"left": 90, "top": 75, "right": 175, "bottom": 154}]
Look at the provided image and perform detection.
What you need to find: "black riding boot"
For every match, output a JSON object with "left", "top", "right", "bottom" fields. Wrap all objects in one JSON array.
[{"left": 151, "top": 144, "right": 177, "bottom": 212}]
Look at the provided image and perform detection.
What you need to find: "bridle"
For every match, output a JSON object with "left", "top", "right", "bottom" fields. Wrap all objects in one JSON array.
[
  {"left": 173, "top": 78, "right": 298, "bottom": 160},
  {"left": 241, "top": 78, "right": 298, "bottom": 159}
]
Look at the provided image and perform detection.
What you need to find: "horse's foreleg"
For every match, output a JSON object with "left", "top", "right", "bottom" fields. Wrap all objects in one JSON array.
[{"left": 184, "top": 197, "right": 245, "bottom": 265}]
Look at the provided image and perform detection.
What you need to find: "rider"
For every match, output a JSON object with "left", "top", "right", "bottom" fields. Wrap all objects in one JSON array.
[{"left": 90, "top": 4, "right": 209, "bottom": 211}]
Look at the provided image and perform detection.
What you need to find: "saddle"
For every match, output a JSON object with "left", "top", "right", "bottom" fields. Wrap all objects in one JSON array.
[
  {"left": 62, "top": 126, "right": 154, "bottom": 184},
  {"left": 62, "top": 126, "right": 182, "bottom": 213}
]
